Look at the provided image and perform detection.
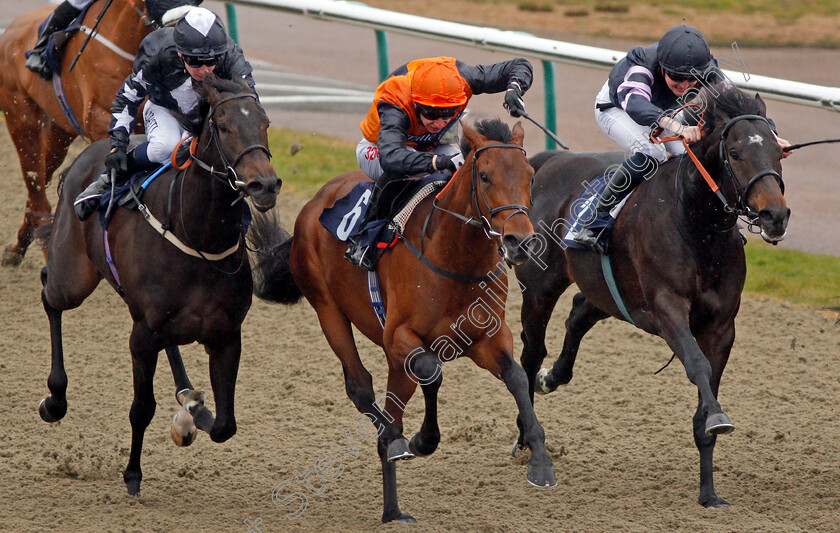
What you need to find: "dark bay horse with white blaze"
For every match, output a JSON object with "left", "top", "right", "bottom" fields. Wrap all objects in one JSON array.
[
  {"left": 250, "top": 119, "right": 556, "bottom": 523},
  {"left": 0, "top": 0, "right": 165, "bottom": 265},
  {"left": 39, "top": 75, "right": 280, "bottom": 495},
  {"left": 513, "top": 86, "right": 789, "bottom": 508}
]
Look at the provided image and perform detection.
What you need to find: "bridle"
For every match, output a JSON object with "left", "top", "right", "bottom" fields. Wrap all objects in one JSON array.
[
  {"left": 185, "top": 93, "right": 272, "bottom": 198},
  {"left": 432, "top": 143, "right": 530, "bottom": 239},
  {"left": 655, "top": 107, "right": 784, "bottom": 221},
  {"left": 400, "top": 142, "right": 530, "bottom": 283},
  {"left": 717, "top": 114, "right": 785, "bottom": 219}
]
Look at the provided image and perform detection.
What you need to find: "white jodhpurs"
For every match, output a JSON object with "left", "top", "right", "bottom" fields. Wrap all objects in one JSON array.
[
  {"left": 356, "top": 139, "right": 464, "bottom": 181},
  {"left": 594, "top": 81, "right": 686, "bottom": 163},
  {"left": 142, "top": 101, "right": 191, "bottom": 164}
]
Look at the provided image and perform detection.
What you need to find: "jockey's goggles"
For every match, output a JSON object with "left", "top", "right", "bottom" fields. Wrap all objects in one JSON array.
[
  {"left": 663, "top": 69, "right": 696, "bottom": 83},
  {"left": 183, "top": 55, "right": 220, "bottom": 68},
  {"left": 415, "top": 103, "right": 460, "bottom": 121}
]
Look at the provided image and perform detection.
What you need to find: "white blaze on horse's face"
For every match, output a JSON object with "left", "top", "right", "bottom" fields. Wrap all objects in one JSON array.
[
  {"left": 241, "top": 108, "right": 250, "bottom": 117},
  {"left": 749, "top": 134, "right": 764, "bottom": 145}
]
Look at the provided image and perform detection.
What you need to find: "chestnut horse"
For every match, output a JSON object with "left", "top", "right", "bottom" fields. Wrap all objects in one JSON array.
[
  {"left": 250, "top": 119, "right": 556, "bottom": 523},
  {"left": 513, "top": 86, "right": 789, "bottom": 508},
  {"left": 0, "top": 0, "right": 155, "bottom": 265},
  {"left": 39, "top": 76, "right": 280, "bottom": 495}
]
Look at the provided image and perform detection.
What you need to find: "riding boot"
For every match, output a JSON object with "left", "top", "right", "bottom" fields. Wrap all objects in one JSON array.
[
  {"left": 572, "top": 152, "right": 655, "bottom": 253},
  {"left": 25, "top": 2, "right": 83, "bottom": 77},
  {"left": 74, "top": 149, "right": 144, "bottom": 221},
  {"left": 344, "top": 174, "right": 405, "bottom": 270}
]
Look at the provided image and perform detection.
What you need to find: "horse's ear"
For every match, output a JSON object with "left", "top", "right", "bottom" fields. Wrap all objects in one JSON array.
[
  {"left": 462, "top": 123, "right": 483, "bottom": 152},
  {"left": 754, "top": 93, "right": 767, "bottom": 117},
  {"left": 511, "top": 121, "right": 524, "bottom": 146}
]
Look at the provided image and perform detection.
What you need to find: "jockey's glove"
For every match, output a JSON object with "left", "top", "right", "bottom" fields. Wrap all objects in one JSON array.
[
  {"left": 504, "top": 84, "right": 526, "bottom": 118},
  {"left": 433, "top": 154, "right": 458, "bottom": 173},
  {"left": 105, "top": 146, "right": 128, "bottom": 172}
]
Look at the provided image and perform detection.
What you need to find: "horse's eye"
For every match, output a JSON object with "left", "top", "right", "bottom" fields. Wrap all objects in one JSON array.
[
  {"left": 729, "top": 149, "right": 741, "bottom": 161},
  {"left": 218, "top": 123, "right": 228, "bottom": 133},
  {"left": 479, "top": 171, "right": 489, "bottom": 183}
]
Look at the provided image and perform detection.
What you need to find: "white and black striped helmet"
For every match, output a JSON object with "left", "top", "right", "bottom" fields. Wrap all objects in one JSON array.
[{"left": 174, "top": 7, "right": 227, "bottom": 58}]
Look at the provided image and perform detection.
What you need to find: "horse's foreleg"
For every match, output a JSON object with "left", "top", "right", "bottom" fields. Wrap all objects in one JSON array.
[
  {"left": 653, "top": 296, "right": 734, "bottom": 437},
  {"left": 691, "top": 321, "right": 736, "bottom": 508},
  {"left": 406, "top": 349, "right": 443, "bottom": 458},
  {"left": 39, "top": 288, "right": 68, "bottom": 423},
  {"left": 540, "top": 293, "right": 609, "bottom": 393},
  {"left": 124, "top": 324, "right": 160, "bottom": 496},
  {"left": 165, "top": 346, "right": 200, "bottom": 447},
  {"left": 204, "top": 335, "right": 241, "bottom": 443},
  {"left": 471, "top": 336, "right": 556, "bottom": 488}
]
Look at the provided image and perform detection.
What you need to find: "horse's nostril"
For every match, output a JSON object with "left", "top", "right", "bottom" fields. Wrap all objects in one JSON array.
[{"left": 503, "top": 235, "right": 521, "bottom": 250}]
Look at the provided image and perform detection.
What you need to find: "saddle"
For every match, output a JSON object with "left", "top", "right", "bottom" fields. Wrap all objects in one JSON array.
[{"left": 320, "top": 173, "right": 449, "bottom": 266}]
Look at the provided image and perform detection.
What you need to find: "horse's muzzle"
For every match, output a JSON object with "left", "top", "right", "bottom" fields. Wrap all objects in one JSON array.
[
  {"left": 246, "top": 176, "right": 282, "bottom": 212},
  {"left": 502, "top": 232, "right": 538, "bottom": 266},
  {"left": 758, "top": 206, "right": 790, "bottom": 244}
]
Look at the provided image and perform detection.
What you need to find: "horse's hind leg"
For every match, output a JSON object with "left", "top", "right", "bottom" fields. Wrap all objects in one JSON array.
[
  {"left": 538, "top": 292, "right": 609, "bottom": 393},
  {"left": 2, "top": 111, "right": 74, "bottom": 265},
  {"left": 39, "top": 243, "right": 101, "bottom": 422},
  {"left": 124, "top": 322, "right": 160, "bottom": 495}
]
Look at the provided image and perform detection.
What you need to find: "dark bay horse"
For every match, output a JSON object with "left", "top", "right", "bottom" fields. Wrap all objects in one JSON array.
[
  {"left": 0, "top": 0, "right": 157, "bottom": 265},
  {"left": 250, "top": 119, "right": 556, "bottom": 523},
  {"left": 513, "top": 86, "right": 789, "bottom": 508},
  {"left": 39, "top": 75, "right": 280, "bottom": 495}
]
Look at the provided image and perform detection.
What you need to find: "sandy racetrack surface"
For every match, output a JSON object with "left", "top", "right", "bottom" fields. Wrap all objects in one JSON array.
[{"left": 0, "top": 121, "right": 839, "bottom": 532}]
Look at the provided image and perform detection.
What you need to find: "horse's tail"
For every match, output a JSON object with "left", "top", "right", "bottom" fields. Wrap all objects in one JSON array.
[{"left": 248, "top": 211, "right": 303, "bottom": 305}]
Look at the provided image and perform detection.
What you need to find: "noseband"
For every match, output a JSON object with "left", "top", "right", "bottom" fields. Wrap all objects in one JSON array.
[
  {"left": 718, "top": 114, "right": 785, "bottom": 218},
  {"left": 189, "top": 93, "right": 272, "bottom": 194}
]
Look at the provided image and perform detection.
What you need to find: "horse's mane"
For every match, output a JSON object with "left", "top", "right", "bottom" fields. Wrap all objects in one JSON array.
[
  {"left": 710, "top": 84, "right": 764, "bottom": 118},
  {"left": 459, "top": 118, "right": 513, "bottom": 157},
  {"left": 173, "top": 74, "right": 253, "bottom": 136}
]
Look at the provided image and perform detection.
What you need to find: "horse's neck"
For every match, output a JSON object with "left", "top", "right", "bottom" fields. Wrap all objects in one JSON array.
[
  {"left": 110, "top": 1, "right": 151, "bottom": 46},
  {"left": 675, "top": 136, "right": 738, "bottom": 244},
  {"left": 174, "top": 153, "right": 242, "bottom": 247},
  {"left": 424, "top": 168, "right": 499, "bottom": 273}
]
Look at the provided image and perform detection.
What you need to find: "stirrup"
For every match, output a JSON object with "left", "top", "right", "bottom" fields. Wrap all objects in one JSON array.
[
  {"left": 572, "top": 227, "right": 611, "bottom": 255},
  {"left": 344, "top": 240, "right": 375, "bottom": 271}
]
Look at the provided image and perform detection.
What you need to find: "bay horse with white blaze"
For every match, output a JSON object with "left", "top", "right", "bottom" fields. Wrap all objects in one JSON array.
[
  {"left": 513, "top": 86, "right": 789, "bottom": 508},
  {"left": 0, "top": 0, "right": 189, "bottom": 265},
  {"left": 250, "top": 119, "right": 556, "bottom": 523},
  {"left": 39, "top": 75, "right": 280, "bottom": 495}
]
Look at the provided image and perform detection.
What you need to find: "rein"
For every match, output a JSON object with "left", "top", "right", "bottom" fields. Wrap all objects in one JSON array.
[{"left": 399, "top": 143, "right": 527, "bottom": 283}]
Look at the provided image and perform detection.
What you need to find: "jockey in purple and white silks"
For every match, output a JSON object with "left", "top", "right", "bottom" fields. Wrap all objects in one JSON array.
[
  {"left": 74, "top": 7, "right": 256, "bottom": 221},
  {"left": 572, "top": 25, "right": 790, "bottom": 251}
]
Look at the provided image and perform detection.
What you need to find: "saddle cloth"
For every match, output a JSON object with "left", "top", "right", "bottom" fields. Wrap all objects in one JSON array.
[
  {"left": 319, "top": 173, "right": 448, "bottom": 250},
  {"left": 562, "top": 169, "right": 630, "bottom": 249}
]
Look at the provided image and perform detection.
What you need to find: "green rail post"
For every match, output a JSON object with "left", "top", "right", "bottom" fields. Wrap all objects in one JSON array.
[
  {"left": 225, "top": 4, "right": 239, "bottom": 44},
  {"left": 375, "top": 30, "right": 389, "bottom": 82},
  {"left": 542, "top": 60, "right": 557, "bottom": 150}
]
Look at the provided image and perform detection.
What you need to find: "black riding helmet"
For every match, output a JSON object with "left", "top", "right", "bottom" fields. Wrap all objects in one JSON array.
[
  {"left": 657, "top": 25, "right": 712, "bottom": 77},
  {"left": 174, "top": 7, "right": 228, "bottom": 58}
]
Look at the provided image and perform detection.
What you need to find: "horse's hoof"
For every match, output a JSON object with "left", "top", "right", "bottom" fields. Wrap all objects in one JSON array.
[
  {"left": 705, "top": 413, "right": 734, "bottom": 436},
  {"left": 125, "top": 479, "right": 141, "bottom": 496},
  {"left": 699, "top": 494, "right": 730, "bottom": 508},
  {"left": 383, "top": 512, "right": 417, "bottom": 524},
  {"left": 38, "top": 397, "right": 65, "bottom": 423},
  {"left": 1, "top": 246, "right": 23, "bottom": 267},
  {"left": 171, "top": 409, "right": 197, "bottom": 447},
  {"left": 526, "top": 464, "right": 557, "bottom": 488},
  {"left": 386, "top": 438, "right": 415, "bottom": 462},
  {"left": 408, "top": 433, "right": 430, "bottom": 458},
  {"left": 536, "top": 368, "right": 553, "bottom": 395}
]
